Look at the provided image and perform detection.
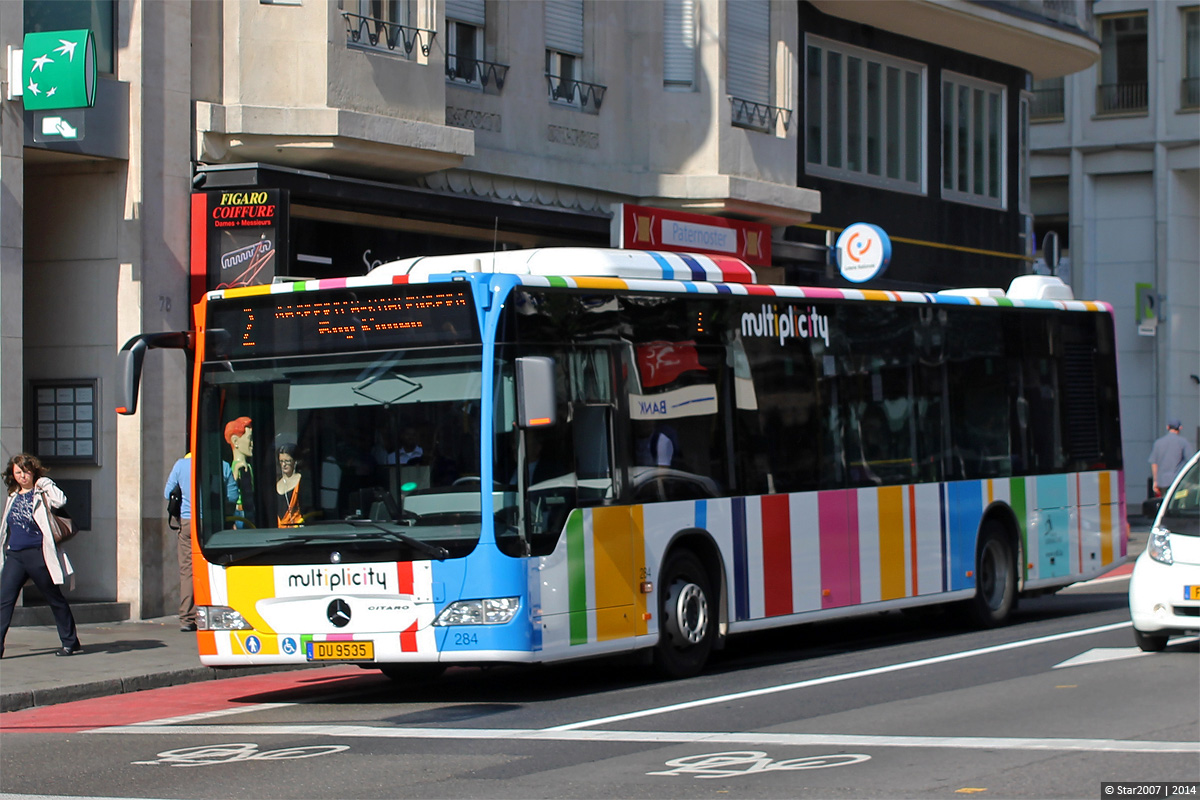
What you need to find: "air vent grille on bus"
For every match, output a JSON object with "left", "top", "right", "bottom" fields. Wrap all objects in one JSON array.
[{"left": 1063, "top": 341, "right": 1101, "bottom": 461}]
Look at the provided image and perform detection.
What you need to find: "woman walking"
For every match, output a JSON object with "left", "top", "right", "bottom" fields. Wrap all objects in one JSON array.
[{"left": 0, "top": 453, "right": 81, "bottom": 657}]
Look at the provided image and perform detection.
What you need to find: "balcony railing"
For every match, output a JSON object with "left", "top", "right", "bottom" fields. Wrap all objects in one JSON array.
[
  {"left": 729, "top": 96, "right": 792, "bottom": 132},
  {"left": 1030, "top": 86, "right": 1065, "bottom": 120},
  {"left": 446, "top": 57, "right": 510, "bottom": 91},
  {"left": 1183, "top": 77, "right": 1200, "bottom": 110},
  {"left": 343, "top": 12, "right": 436, "bottom": 58},
  {"left": 546, "top": 74, "right": 606, "bottom": 112},
  {"left": 1096, "top": 81, "right": 1148, "bottom": 114}
]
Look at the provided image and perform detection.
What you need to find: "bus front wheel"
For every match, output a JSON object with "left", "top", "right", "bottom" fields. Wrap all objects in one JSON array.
[
  {"left": 654, "top": 550, "right": 716, "bottom": 679},
  {"left": 967, "top": 522, "right": 1016, "bottom": 627}
]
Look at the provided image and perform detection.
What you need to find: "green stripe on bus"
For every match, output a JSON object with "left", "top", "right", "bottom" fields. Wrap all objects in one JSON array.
[
  {"left": 547, "top": 276, "right": 570, "bottom": 288},
  {"left": 566, "top": 512, "right": 588, "bottom": 645},
  {"left": 1009, "top": 477, "right": 1028, "bottom": 580}
]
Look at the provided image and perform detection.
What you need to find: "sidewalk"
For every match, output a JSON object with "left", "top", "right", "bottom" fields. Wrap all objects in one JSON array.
[
  {"left": 0, "top": 518, "right": 1155, "bottom": 714},
  {"left": 0, "top": 616, "right": 313, "bottom": 713}
]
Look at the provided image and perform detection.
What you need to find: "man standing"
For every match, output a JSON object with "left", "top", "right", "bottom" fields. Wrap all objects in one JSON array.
[
  {"left": 164, "top": 453, "right": 196, "bottom": 632},
  {"left": 1149, "top": 419, "right": 1194, "bottom": 497}
]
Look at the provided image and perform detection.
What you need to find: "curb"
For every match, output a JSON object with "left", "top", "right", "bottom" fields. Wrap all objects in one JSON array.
[{"left": 1, "top": 664, "right": 320, "bottom": 714}]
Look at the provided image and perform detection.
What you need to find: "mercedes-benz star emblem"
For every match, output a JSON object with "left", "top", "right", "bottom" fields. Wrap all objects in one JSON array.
[{"left": 327, "top": 598, "right": 351, "bottom": 628}]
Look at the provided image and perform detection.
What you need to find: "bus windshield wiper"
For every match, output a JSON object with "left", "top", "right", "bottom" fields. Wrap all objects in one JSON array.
[
  {"left": 216, "top": 533, "right": 343, "bottom": 566},
  {"left": 343, "top": 519, "right": 450, "bottom": 560}
]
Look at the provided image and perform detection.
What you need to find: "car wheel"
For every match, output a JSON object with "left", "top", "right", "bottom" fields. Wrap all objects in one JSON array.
[
  {"left": 1133, "top": 628, "right": 1169, "bottom": 653},
  {"left": 966, "top": 521, "right": 1015, "bottom": 628},
  {"left": 654, "top": 550, "right": 716, "bottom": 679}
]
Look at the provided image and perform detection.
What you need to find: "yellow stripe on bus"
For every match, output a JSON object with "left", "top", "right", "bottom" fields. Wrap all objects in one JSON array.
[
  {"left": 1100, "top": 472, "right": 1113, "bottom": 564},
  {"left": 592, "top": 505, "right": 635, "bottom": 642},
  {"left": 878, "top": 486, "right": 906, "bottom": 601}
]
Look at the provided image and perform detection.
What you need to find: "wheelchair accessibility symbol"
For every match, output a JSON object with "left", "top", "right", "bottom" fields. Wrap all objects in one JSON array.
[
  {"left": 281, "top": 637, "right": 297, "bottom": 655},
  {"left": 649, "top": 751, "right": 870, "bottom": 779}
]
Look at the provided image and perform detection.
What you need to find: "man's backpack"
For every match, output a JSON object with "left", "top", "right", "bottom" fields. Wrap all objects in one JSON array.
[{"left": 168, "top": 484, "right": 183, "bottom": 530}]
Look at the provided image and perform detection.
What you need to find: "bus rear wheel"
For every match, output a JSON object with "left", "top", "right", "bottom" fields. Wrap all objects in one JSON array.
[
  {"left": 967, "top": 522, "right": 1016, "bottom": 627},
  {"left": 654, "top": 550, "right": 716, "bottom": 679}
]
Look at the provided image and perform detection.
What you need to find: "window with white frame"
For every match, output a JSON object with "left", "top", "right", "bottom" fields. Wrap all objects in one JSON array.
[
  {"left": 546, "top": 0, "right": 584, "bottom": 107},
  {"left": 805, "top": 36, "right": 925, "bottom": 193},
  {"left": 1184, "top": 7, "right": 1199, "bottom": 109},
  {"left": 446, "top": 0, "right": 485, "bottom": 85},
  {"left": 663, "top": 0, "right": 696, "bottom": 90},
  {"left": 941, "top": 72, "right": 1006, "bottom": 208}
]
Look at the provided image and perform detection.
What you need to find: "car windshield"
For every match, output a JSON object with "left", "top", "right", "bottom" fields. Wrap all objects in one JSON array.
[
  {"left": 195, "top": 346, "right": 488, "bottom": 564},
  {"left": 1159, "top": 457, "right": 1199, "bottom": 537}
]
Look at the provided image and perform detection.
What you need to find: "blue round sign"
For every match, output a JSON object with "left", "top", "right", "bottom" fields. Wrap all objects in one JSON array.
[{"left": 836, "top": 223, "right": 892, "bottom": 283}]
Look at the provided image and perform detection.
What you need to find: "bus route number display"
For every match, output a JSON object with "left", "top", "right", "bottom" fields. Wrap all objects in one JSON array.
[{"left": 208, "top": 287, "right": 478, "bottom": 358}]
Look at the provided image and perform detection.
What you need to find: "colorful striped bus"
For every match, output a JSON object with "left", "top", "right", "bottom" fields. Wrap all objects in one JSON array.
[{"left": 118, "top": 247, "right": 1126, "bottom": 679}]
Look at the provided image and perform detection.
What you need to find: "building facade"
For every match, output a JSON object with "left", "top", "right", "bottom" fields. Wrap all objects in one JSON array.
[
  {"left": 0, "top": 0, "right": 1099, "bottom": 620},
  {"left": 1029, "top": 0, "right": 1199, "bottom": 506}
]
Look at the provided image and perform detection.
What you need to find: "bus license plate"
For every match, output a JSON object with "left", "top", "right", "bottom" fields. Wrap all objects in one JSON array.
[
  {"left": 1185, "top": 586, "right": 1200, "bottom": 601},
  {"left": 308, "top": 641, "right": 374, "bottom": 662}
]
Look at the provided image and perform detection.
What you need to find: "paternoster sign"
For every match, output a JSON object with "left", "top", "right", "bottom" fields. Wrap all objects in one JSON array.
[
  {"left": 612, "top": 203, "right": 772, "bottom": 267},
  {"left": 22, "top": 29, "right": 97, "bottom": 110}
]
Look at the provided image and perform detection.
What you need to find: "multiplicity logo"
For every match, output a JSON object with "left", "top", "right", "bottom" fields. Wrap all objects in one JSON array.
[
  {"left": 286, "top": 566, "right": 388, "bottom": 592},
  {"left": 741, "top": 304, "right": 830, "bottom": 346}
]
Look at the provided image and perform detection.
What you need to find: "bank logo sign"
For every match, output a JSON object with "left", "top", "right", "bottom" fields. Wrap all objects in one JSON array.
[
  {"left": 836, "top": 223, "right": 891, "bottom": 284},
  {"left": 22, "top": 30, "right": 97, "bottom": 111}
]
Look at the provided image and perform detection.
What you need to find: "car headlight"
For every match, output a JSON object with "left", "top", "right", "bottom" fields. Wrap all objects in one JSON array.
[
  {"left": 1148, "top": 528, "right": 1174, "bottom": 565},
  {"left": 433, "top": 597, "right": 520, "bottom": 626},
  {"left": 197, "top": 606, "right": 253, "bottom": 631}
]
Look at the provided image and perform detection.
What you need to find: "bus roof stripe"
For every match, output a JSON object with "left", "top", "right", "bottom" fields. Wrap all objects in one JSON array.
[
  {"left": 676, "top": 252, "right": 708, "bottom": 282},
  {"left": 646, "top": 251, "right": 678, "bottom": 280}
]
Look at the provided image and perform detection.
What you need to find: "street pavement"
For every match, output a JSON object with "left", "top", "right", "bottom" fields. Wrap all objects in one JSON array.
[{"left": 0, "top": 519, "right": 1153, "bottom": 714}]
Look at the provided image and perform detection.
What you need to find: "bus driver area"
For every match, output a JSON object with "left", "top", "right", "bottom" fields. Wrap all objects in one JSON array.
[{"left": 117, "top": 247, "right": 1127, "bottom": 679}]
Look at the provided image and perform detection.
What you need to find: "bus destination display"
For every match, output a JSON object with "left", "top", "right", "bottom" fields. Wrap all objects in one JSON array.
[{"left": 207, "top": 286, "right": 478, "bottom": 359}]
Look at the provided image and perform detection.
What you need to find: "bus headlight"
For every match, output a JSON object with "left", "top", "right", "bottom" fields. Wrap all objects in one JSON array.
[
  {"left": 433, "top": 597, "right": 520, "bottom": 626},
  {"left": 196, "top": 606, "right": 253, "bottom": 631}
]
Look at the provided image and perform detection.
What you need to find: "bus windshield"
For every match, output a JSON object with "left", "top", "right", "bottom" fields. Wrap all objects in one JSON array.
[{"left": 195, "top": 346, "right": 488, "bottom": 565}]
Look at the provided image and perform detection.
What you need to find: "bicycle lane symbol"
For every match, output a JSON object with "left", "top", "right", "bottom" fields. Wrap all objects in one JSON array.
[
  {"left": 648, "top": 750, "right": 871, "bottom": 779},
  {"left": 133, "top": 743, "right": 349, "bottom": 767}
]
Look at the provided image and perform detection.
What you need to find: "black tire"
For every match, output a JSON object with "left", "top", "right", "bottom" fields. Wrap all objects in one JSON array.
[
  {"left": 378, "top": 664, "right": 446, "bottom": 682},
  {"left": 1133, "top": 628, "right": 1169, "bottom": 653},
  {"left": 966, "top": 521, "right": 1016, "bottom": 628},
  {"left": 654, "top": 550, "right": 716, "bottom": 679}
]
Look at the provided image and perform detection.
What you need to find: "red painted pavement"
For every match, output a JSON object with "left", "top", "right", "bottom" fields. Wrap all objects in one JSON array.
[{"left": 0, "top": 666, "right": 378, "bottom": 734}]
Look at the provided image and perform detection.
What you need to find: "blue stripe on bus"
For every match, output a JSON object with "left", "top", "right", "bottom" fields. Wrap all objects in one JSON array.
[
  {"left": 732, "top": 497, "right": 749, "bottom": 620},
  {"left": 647, "top": 251, "right": 677, "bottom": 280},
  {"left": 714, "top": 284, "right": 732, "bottom": 294},
  {"left": 676, "top": 253, "right": 708, "bottom": 282},
  {"left": 682, "top": 282, "right": 699, "bottom": 293},
  {"left": 1035, "top": 474, "right": 1071, "bottom": 579},
  {"left": 947, "top": 481, "right": 984, "bottom": 592},
  {"left": 694, "top": 499, "right": 707, "bottom": 530}
]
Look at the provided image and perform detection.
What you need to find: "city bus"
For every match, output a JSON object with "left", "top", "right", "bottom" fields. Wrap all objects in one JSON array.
[{"left": 117, "top": 247, "right": 1126, "bottom": 679}]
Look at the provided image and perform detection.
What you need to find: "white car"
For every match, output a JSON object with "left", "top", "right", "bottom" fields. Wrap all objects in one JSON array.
[{"left": 1128, "top": 450, "right": 1200, "bottom": 651}]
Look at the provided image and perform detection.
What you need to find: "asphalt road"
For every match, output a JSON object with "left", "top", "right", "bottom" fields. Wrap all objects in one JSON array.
[{"left": 1, "top": 577, "right": 1197, "bottom": 800}]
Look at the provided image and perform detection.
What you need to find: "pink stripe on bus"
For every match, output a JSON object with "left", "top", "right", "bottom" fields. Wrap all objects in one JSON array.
[{"left": 818, "top": 490, "right": 861, "bottom": 609}]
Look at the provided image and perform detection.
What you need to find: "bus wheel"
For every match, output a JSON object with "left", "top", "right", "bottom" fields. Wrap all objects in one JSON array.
[
  {"left": 379, "top": 664, "right": 445, "bottom": 683},
  {"left": 654, "top": 550, "right": 715, "bottom": 679},
  {"left": 968, "top": 522, "right": 1015, "bottom": 627}
]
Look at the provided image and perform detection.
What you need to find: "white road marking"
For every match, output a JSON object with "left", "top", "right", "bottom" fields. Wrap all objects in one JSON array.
[
  {"left": 546, "top": 621, "right": 1131, "bottom": 730},
  {"left": 125, "top": 703, "right": 296, "bottom": 727},
  {"left": 1053, "top": 637, "right": 1199, "bottom": 669},
  {"left": 88, "top": 724, "right": 1199, "bottom": 753}
]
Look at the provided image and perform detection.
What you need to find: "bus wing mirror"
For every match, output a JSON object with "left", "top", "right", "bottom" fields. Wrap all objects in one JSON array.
[
  {"left": 115, "top": 331, "right": 193, "bottom": 415},
  {"left": 516, "top": 356, "right": 556, "bottom": 428}
]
